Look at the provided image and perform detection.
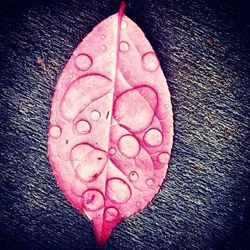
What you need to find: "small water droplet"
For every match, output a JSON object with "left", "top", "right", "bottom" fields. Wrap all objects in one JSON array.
[
  {"left": 142, "top": 52, "right": 159, "bottom": 72},
  {"left": 146, "top": 179, "right": 154, "bottom": 186},
  {"left": 124, "top": 71, "right": 130, "bottom": 79},
  {"left": 157, "top": 152, "right": 170, "bottom": 164},
  {"left": 136, "top": 201, "right": 141, "bottom": 207},
  {"left": 75, "top": 54, "right": 92, "bottom": 71},
  {"left": 90, "top": 110, "right": 101, "bottom": 121},
  {"left": 118, "top": 134, "right": 140, "bottom": 158},
  {"left": 129, "top": 171, "right": 139, "bottom": 182},
  {"left": 121, "top": 20, "right": 128, "bottom": 29},
  {"left": 119, "top": 41, "right": 129, "bottom": 52},
  {"left": 104, "top": 207, "right": 119, "bottom": 222},
  {"left": 108, "top": 147, "right": 116, "bottom": 155},
  {"left": 98, "top": 26, "right": 102, "bottom": 31},
  {"left": 82, "top": 189, "right": 104, "bottom": 211},
  {"left": 49, "top": 125, "right": 61, "bottom": 138},
  {"left": 101, "top": 45, "right": 107, "bottom": 51},
  {"left": 110, "top": 51, "right": 116, "bottom": 58},
  {"left": 143, "top": 128, "right": 163, "bottom": 147},
  {"left": 100, "top": 34, "right": 106, "bottom": 40},
  {"left": 76, "top": 120, "right": 91, "bottom": 134}
]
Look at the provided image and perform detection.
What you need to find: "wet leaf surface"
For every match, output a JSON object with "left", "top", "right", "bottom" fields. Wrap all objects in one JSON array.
[{"left": 47, "top": 2, "right": 173, "bottom": 245}]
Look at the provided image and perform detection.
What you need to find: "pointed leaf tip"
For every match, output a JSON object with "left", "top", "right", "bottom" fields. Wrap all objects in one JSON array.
[
  {"left": 92, "top": 218, "right": 110, "bottom": 246},
  {"left": 48, "top": 0, "right": 173, "bottom": 245},
  {"left": 92, "top": 217, "right": 120, "bottom": 246}
]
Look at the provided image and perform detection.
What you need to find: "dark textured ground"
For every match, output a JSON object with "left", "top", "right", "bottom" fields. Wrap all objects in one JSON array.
[{"left": 0, "top": 0, "right": 249, "bottom": 249}]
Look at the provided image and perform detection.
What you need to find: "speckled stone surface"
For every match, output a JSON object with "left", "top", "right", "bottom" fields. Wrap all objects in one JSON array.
[{"left": 0, "top": 0, "right": 249, "bottom": 249}]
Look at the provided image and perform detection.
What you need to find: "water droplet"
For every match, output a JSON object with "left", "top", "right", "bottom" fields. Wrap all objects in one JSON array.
[
  {"left": 119, "top": 41, "right": 129, "bottom": 52},
  {"left": 100, "top": 34, "right": 106, "bottom": 40},
  {"left": 146, "top": 178, "right": 154, "bottom": 186},
  {"left": 82, "top": 189, "right": 104, "bottom": 211},
  {"left": 124, "top": 71, "right": 130, "bottom": 79},
  {"left": 109, "top": 61, "right": 114, "bottom": 67},
  {"left": 113, "top": 86, "right": 157, "bottom": 133},
  {"left": 106, "top": 178, "right": 131, "bottom": 204},
  {"left": 142, "top": 52, "right": 159, "bottom": 72},
  {"left": 136, "top": 201, "right": 141, "bottom": 207},
  {"left": 72, "top": 144, "right": 107, "bottom": 182},
  {"left": 121, "top": 20, "right": 128, "bottom": 29},
  {"left": 49, "top": 125, "right": 61, "bottom": 138},
  {"left": 101, "top": 45, "right": 107, "bottom": 51},
  {"left": 157, "top": 152, "right": 170, "bottom": 164},
  {"left": 143, "top": 128, "right": 163, "bottom": 147},
  {"left": 129, "top": 171, "right": 139, "bottom": 182},
  {"left": 108, "top": 147, "right": 116, "bottom": 155},
  {"left": 76, "top": 120, "right": 91, "bottom": 134},
  {"left": 110, "top": 51, "right": 116, "bottom": 58},
  {"left": 75, "top": 54, "right": 92, "bottom": 71},
  {"left": 104, "top": 207, "right": 119, "bottom": 222},
  {"left": 118, "top": 134, "right": 140, "bottom": 158},
  {"left": 90, "top": 110, "right": 101, "bottom": 121},
  {"left": 98, "top": 26, "right": 102, "bottom": 31}
]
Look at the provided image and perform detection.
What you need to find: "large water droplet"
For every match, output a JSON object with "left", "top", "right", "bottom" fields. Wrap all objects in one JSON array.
[
  {"left": 129, "top": 171, "right": 139, "bottom": 182},
  {"left": 90, "top": 110, "right": 101, "bottom": 121},
  {"left": 72, "top": 144, "right": 107, "bottom": 182},
  {"left": 118, "top": 134, "right": 140, "bottom": 158},
  {"left": 49, "top": 125, "right": 61, "bottom": 138},
  {"left": 76, "top": 120, "right": 91, "bottom": 134},
  {"left": 106, "top": 178, "right": 131, "bottom": 204},
  {"left": 75, "top": 54, "right": 92, "bottom": 71},
  {"left": 142, "top": 52, "right": 159, "bottom": 72},
  {"left": 157, "top": 152, "right": 170, "bottom": 164},
  {"left": 121, "top": 20, "right": 128, "bottom": 29},
  {"left": 104, "top": 207, "right": 119, "bottom": 222},
  {"left": 82, "top": 189, "right": 104, "bottom": 211},
  {"left": 143, "top": 128, "right": 163, "bottom": 147},
  {"left": 119, "top": 41, "right": 129, "bottom": 52}
]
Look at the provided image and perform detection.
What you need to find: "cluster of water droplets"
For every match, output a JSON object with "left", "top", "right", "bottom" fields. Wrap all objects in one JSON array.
[
  {"left": 97, "top": 20, "right": 159, "bottom": 73},
  {"left": 49, "top": 18, "right": 168, "bottom": 221}
]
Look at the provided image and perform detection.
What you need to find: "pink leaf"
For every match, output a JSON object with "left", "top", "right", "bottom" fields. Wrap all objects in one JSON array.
[{"left": 47, "top": 1, "right": 173, "bottom": 245}]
